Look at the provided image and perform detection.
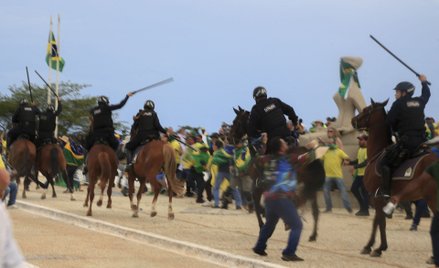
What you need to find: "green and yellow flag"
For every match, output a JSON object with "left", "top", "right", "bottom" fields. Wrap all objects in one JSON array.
[{"left": 46, "top": 31, "right": 65, "bottom": 72}]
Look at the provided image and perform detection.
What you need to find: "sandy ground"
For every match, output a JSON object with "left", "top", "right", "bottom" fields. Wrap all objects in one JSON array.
[{"left": 7, "top": 183, "right": 435, "bottom": 268}]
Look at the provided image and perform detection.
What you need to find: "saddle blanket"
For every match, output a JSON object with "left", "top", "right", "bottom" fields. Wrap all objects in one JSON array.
[{"left": 375, "top": 153, "right": 429, "bottom": 181}]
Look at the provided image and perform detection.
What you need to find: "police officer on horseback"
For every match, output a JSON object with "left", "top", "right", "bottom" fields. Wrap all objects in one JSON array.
[
  {"left": 125, "top": 100, "right": 167, "bottom": 169},
  {"left": 7, "top": 99, "right": 39, "bottom": 149},
  {"left": 36, "top": 96, "right": 62, "bottom": 148},
  {"left": 380, "top": 74, "right": 430, "bottom": 197},
  {"left": 248, "top": 86, "right": 299, "bottom": 149},
  {"left": 85, "top": 93, "right": 133, "bottom": 151}
]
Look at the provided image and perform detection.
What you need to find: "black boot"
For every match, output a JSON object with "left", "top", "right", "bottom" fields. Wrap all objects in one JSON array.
[
  {"left": 125, "top": 149, "right": 133, "bottom": 172},
  {"left": 380, "top": 166, "right": 391, "bottom": 198}
]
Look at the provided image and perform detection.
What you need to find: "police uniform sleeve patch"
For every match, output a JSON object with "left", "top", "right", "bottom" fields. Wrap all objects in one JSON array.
[
  {"left": 94, "top": 109, "right": 101, "bottom": 114},
  {"left": 264, "top": 103, "right": 276, "bottom": 112},
  {"left": 406, "top": 101, "right": 420, "bottom": 108}
]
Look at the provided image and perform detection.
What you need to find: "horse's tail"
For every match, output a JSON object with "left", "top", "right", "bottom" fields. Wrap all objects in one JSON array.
[
  {"left": 162, "top": 143, "right": 184, "bottom": 196},
  {"left": 300, "top": 159, "right": 326, "bottom": 199},
  {"left": 50, "top": 146, "right": 60, "bottom": 175},
  {"left": 97, "top": 152, "right": 112, "bottom": 186}
]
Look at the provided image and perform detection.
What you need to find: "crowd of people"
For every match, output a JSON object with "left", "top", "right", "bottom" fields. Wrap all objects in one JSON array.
[{"left": 1, "top": 72, "right": 439, "bottom": 266}]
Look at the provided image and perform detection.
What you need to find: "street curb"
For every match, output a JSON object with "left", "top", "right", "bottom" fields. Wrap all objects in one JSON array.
[{"left": 16, "top": 201, "right": 285, "bottom": 268}]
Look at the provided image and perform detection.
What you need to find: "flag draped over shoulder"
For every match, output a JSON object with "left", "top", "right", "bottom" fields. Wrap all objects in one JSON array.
[{"left": 46, "top": 31, "right": 65, "bottom": 72}]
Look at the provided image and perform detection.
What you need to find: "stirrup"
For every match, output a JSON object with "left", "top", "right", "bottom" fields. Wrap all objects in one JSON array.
[{"left": 374, "top": 188, "right": 390, "bottom": 199}]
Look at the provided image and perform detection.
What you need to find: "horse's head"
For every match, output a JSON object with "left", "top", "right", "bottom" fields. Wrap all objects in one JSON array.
[
  {"left": 229, "top": 106, "right": 250, "bottom": 145},
  {"left": 352, "top": 98, "right": 389, "bottom": 130}
]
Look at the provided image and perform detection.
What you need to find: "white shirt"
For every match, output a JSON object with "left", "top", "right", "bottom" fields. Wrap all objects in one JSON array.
[{"left": 0, "top": 201, "right": 26, "bottom": 268}]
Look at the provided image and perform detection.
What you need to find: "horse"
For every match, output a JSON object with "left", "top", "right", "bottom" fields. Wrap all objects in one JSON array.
[
  {"left": 351, "top": 99, "right": 438, "bottom": 257},
  {"left": 229, "top": 106, "right": 325, "bottom": 242},
  {"left": 83, "top": 143, "right": 118, "bottom": 216},
  {"left": 7, "top": 137, "right": 42, "bottom": 199},
  {"left": 127, "top": 139, "right": 185, "bottom": 219},
  {"left": 36, "top": 142, "right": 75, "bottom": 201}
]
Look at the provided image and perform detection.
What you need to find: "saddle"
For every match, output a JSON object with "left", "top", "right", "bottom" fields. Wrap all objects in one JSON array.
[
  {"left": 375, "top": 150, "right": 430, "bottom": 181},
  {"left": 37, "top": 138, "right": 57, "bottom": 150}
]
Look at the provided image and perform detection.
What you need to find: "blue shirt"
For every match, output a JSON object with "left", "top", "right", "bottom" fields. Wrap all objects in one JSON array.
[{"left": 268, "top": 157, "right": 297, "bottom": 193}]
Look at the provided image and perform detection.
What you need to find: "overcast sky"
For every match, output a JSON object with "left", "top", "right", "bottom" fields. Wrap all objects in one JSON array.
[{"left": 1, "top": 0, "right": 438, "bottom": 133}]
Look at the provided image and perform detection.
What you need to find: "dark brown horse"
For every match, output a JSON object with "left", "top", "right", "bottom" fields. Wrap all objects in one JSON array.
[
  {"left": 8, "top": 137, "right": 40, "bottom": 198},
  {"left": 36, "top": 143, "right": 75, "bottom": 201},
  {"left": 351, "top": 99, "right": 438, "bottom": 257},
  {"left": 83, "top": 144, "right": 118, "bottom": 216},
  {"left": 127, "top": 140, "right": 185, "bottom": 219},
  {"left": 229, "top": 107, "right": 325, "bottom": 242}
]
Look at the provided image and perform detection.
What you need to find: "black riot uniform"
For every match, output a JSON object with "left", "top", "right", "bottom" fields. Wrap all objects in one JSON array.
[
  {"left": 85, "top": 95, "right": 130, "bottom": 151},
  {"left": 248, "top": 87, "right": 298, "bottom": 144},
  {"left": 7, "top": 100, "right": 39, "bottom": 148},
  {"left": 36, "top": 101, "right": 62, "bottom": 147},
  {"left": 380, "top": 78, "right": 431, "bottom": 196},
  {"left": 125, "top": 100, "right": 167, "bottom": 166}
]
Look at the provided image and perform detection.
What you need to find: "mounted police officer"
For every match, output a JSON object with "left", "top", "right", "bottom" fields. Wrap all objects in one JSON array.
[
  {"left": 248, "top": 86, "right": 299, "bottom": 150},
  {"left": 125, "top": 100, "right": 167, "bottom": 169},
  {"left": 380, "top": 74, "right": 430, "bottom": 197},
  {"left": 36, "top": 96, "right": 62, "bottom": 148},
  {"left": 83, "top": 93, "right": 133, "bottom": 174},
  {"left": 7, "top": 99, "right": 39, "bottom": 149}
]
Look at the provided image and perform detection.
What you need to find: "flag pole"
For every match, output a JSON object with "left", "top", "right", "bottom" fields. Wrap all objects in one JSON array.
[
  {"left": 55, "top": 14, "right": 61, "bottom": 137},
  {"left": 47, "top": 16, "right": 53, "bottom": 106}
]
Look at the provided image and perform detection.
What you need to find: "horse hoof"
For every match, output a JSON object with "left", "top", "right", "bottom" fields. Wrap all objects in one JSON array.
[
  {"left": 86, "top": 211, "right": 92, "bottom": 217},
  {"left": 107, "top": 204, "right": 112, "bottom": 209},
  {"left": 52, "top": 194, "right": 57, "bottom": 198},
  {"left": 131, "top": 204, "right": 138, "bottom": 210},
  {"left": 83, "top": 203, "right": 87, "bottom": 207},
  {"left": 132, "top": 212, "right": 139, "bottom": 218},
  {"left": 71, "top": 196, "right": 76, "bottom": 201},
  {"left": 97, "top": 200, "right": 103, "bottom": 207},
  {"left": 361, "top": 247, "right": 371, "bottom": 255},
  {"left": 370, "top": 250, "right": 382, "bottom": 257},
  {"left": 151, "top": 211, "right": 157, "bottom": 217},
  {"left": 168, "top": 213, "right": 175, "bottom": 220},
  {"left": 41, "top": 194, "right": 46, "bottom": 200},
  {"left": 308, "top": 236, "right": 317, "bottom": 242}
]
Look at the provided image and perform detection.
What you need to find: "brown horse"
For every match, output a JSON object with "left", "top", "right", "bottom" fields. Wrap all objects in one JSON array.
[
  {"left": 36, "top": 143, "right": 75, "bottom": 201},
  {"left": 83, "top": 144, "right": 118, "bottom": 216},
  {"left": 351, "top": 99, "right": 438, "bottom": 257},
  {"left": 229, "top": 107, "right": 325, "bottom": 242},
  {"left": 8, "top": 137, "right": 41, "bottom": 198},
  {"left": 127, "top": 140, "right": 185, "bottom": 219}
]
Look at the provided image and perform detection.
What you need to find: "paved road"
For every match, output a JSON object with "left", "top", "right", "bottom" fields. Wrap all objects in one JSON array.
[{"left": 7, "top": 184, "right": 434, "bottom": 267}]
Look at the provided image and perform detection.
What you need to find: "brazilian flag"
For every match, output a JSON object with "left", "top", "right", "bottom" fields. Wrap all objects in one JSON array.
[{"left": 46, "top": 31, "right": 65, "bottom": 72}]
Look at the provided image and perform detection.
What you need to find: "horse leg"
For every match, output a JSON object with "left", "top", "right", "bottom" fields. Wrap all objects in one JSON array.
[
  {"left": 309, "top": 194, "right": 319, "bottom": 242},
  {"left": 253, "top": 187, "right": 265, "bottom": 228},
  {"left": 50, "top": 177, "right": 57, "bottom": 198},
  {"left": 107, "top": 179, "right": 113, "bottom": 209},
  {"left": 96, "top": 179, "right": 105, "bottom": 207},
  {"left": 151, "top": 182, "right": 160, "bottom": 217},
  {"left": 41, "top": 179, "right": 49, "bottom": 200},
  {"left": 362, "top": 206, "right": 379, "bottom": 255},
  {"left": 83, "top": 186, "right": 90, "bottom": 208},
  {"left": 168, "top": 184, "right": 174, "bottom": 220},
  {"left": 371, "top": 199, "right": 388, "bottom": 257},
  {"left": 132, "top": 179, "right": 144, "bottom": 218},
  {"left": 127, "top": 174, "right": 136, "bottom": 210},
  {"left": 87, "top": 183, "right": 95, "bottom": 216}
]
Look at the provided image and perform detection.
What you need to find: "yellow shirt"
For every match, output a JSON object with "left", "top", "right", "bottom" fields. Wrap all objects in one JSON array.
[
  {"left": 356, "top": 147, "right": 367, "bottom": 176},
  {"left": 321, "top": 148, "right": 349, "bottom": 179},
  {"left": 170, "top": 140, "right": 182, "bottom": 164},
  {"left": 0, "top": 156, "right": 5, "bottom": 169}
]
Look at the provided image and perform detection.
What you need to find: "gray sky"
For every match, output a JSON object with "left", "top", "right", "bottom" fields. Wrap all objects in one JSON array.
[{"left": 1, "top": 0, "right": 438, "bottom": 133}]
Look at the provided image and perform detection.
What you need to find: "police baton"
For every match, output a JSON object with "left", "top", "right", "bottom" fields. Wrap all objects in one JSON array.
[
  {"left": 34, "top": 70, "right": 59, "bottom": 98},
  {"left": 169, "top": 134, "right": 199, "bottom": 152},
  {"left": 370, "top": 35, "right": 431, "bottom": 85},
  {"left": 132, "top": 77, "right": 174, "bottom": 95},
  {"left": 25, "top": 66, "right": 34, "bottom": 102}
]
